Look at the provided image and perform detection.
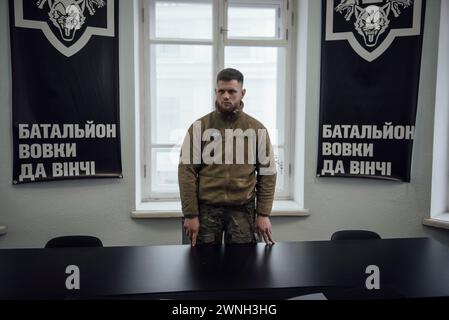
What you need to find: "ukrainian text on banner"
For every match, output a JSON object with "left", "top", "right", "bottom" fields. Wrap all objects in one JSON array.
[
  {"left": 9, "top": 0, "right": 121, "bottom": 184},
  {"left": 317, "top": 0, "right": 426, "bottom": 182}
]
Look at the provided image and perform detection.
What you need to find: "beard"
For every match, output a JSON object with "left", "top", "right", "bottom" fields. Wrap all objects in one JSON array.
[{"left": 215, "top": 100, "right": 242, "bottom": 114}]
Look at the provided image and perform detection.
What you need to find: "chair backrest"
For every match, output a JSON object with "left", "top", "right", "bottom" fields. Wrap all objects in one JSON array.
[
  {"left": 331, "top": 230, "right": 381, "bottom": 241},
  {"left": 45, "top": 235, "right": 103, "bottom": 248}
]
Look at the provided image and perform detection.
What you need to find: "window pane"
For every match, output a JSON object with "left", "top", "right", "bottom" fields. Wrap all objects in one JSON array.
[
  {"left": 151, "top": 148, "right": 180, "bottom": 193},
  {"left": 228, "top": 5, "right": 279, "bottom": 39},
  {"left": 152, "top": 44, "right": 213, "bottom": 144},
  {"left": 225, "top": 46, "right": 286, "bottom": 145},
  {"left": 154, "top": 1, "right": 212, "bottom": 40}
]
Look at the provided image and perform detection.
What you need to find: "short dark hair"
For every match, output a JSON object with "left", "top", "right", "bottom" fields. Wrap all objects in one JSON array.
[{"left": 217, "top": 68, "right": 244, "bottom": 84}]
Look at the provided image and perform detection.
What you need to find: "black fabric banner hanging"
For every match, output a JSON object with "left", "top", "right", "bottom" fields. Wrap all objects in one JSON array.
[
  {"left": 9, "top": 0, "right": 121, "bottom": 184},
  {"left": 317, "top": 0, "right": 426, "bottom": 182}
]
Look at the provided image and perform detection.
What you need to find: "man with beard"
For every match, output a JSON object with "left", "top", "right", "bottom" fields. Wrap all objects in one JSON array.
[{"left": 178, "top": 68, "right": 277, "bottom": 246}]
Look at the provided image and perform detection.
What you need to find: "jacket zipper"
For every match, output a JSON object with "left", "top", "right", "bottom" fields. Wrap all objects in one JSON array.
[
  {"left": 225, "top": 166, "right": 229, "bottom": 202},
  {"left": 224, "top": 117, "right": 233, "bottom": 202}
]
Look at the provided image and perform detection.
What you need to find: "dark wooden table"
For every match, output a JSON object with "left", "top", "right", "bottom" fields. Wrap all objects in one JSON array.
[{"left": 1, "top": 238, "right": 448, "bottom": 299}]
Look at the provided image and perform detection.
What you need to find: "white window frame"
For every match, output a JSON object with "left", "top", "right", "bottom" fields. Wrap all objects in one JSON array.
[
  {"left": 222, "top": 0, "right": 292, "bottom": 201},
  {"left": 225, "top": 0, "right": 286, "bottom": 41},
  {"left": 425, "top": 0, "right": 449, "bottom": 231},
  {"left": 142, "top": 0, "right": 215, "bottom": 200},
  {"left": 134, "top": 0, "right": 308, "bottom": 216}
]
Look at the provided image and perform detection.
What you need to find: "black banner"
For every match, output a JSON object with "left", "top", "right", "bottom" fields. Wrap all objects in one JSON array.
[
  {"left": 9, "top": 0, "right": 121, "bottom": 184},
  {"left": 318, "top": 0, "right": 426, "bottom": 182}
]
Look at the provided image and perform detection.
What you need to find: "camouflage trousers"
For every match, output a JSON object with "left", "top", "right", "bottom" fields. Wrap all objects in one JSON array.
[{"left": 197, "top": 200, "right": 257, "bottom": 245}]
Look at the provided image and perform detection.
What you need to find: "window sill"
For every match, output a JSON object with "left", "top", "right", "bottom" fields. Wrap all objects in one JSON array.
[
  {"left": 423, "top": 213, "right": 449, "bottom": 231},
  {"left": 131, "top": 200, "right": 310, "bottom": 219},
  {"left": 0, "top": 224, "right": 7, "bottom": 236}
]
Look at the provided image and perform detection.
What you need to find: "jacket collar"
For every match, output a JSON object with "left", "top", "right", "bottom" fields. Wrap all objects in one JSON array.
[{"left": 215, "top": 101, "right": 244, "bottom": 122}]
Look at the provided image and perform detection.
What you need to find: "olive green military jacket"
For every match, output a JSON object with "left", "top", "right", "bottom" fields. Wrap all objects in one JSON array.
[{"left": 178, "top": 109, "right": 277, "bottom": 218}]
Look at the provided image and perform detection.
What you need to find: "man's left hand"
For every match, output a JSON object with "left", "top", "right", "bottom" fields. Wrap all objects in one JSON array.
[{"left": 255, "top": 216, "right": 275, "bottom": 245}]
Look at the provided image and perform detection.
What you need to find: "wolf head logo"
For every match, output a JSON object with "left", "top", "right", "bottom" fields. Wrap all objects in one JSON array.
[
  {"left": 327, "top": 0, "right": 421, "bottom": 62},
  {"left": 14, "top": 0, "right": 114, "bottom": 57},
  {"left": 354, "top": 3, "right": 391, "bottom": 48},
  {"left": 36, "top": 0, "right": 105, "bottom": 42}
]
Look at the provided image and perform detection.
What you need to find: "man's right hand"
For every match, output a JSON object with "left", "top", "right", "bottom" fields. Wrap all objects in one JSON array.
[{"left": 183, "top": 217, "right": 200, "bottom": 247}]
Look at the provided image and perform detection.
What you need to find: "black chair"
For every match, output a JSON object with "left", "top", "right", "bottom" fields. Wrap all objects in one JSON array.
[
  {"left": 45, "top": 235, "right": 103, "bottom": 248},
  {"left": 331, "top": 230, "right": 381, "bottom": 241}
]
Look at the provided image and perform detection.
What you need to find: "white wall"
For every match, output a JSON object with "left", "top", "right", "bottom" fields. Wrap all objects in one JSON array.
[
  {"left": 0, "top": 0, "right": 180, "bottom": 248},
  {"left": 1, "top": 0, "right": 448, "bottom": 249},
  {"left": 278, "top": 0, "right": 449, "bottom": 246},
  {"left": 431, "top": 0, "right": 449, "bottom": 217}
]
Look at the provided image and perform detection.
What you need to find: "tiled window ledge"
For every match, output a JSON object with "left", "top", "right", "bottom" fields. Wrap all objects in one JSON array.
[
  {"left": 0, "top": 224, "right": 7, "bottom": 236},
  {"left": 423, "top": 213, "right": 449, "bottom": 230},
  {"left": 132, "top": 200, "right": 309, "bottom": 219}
]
